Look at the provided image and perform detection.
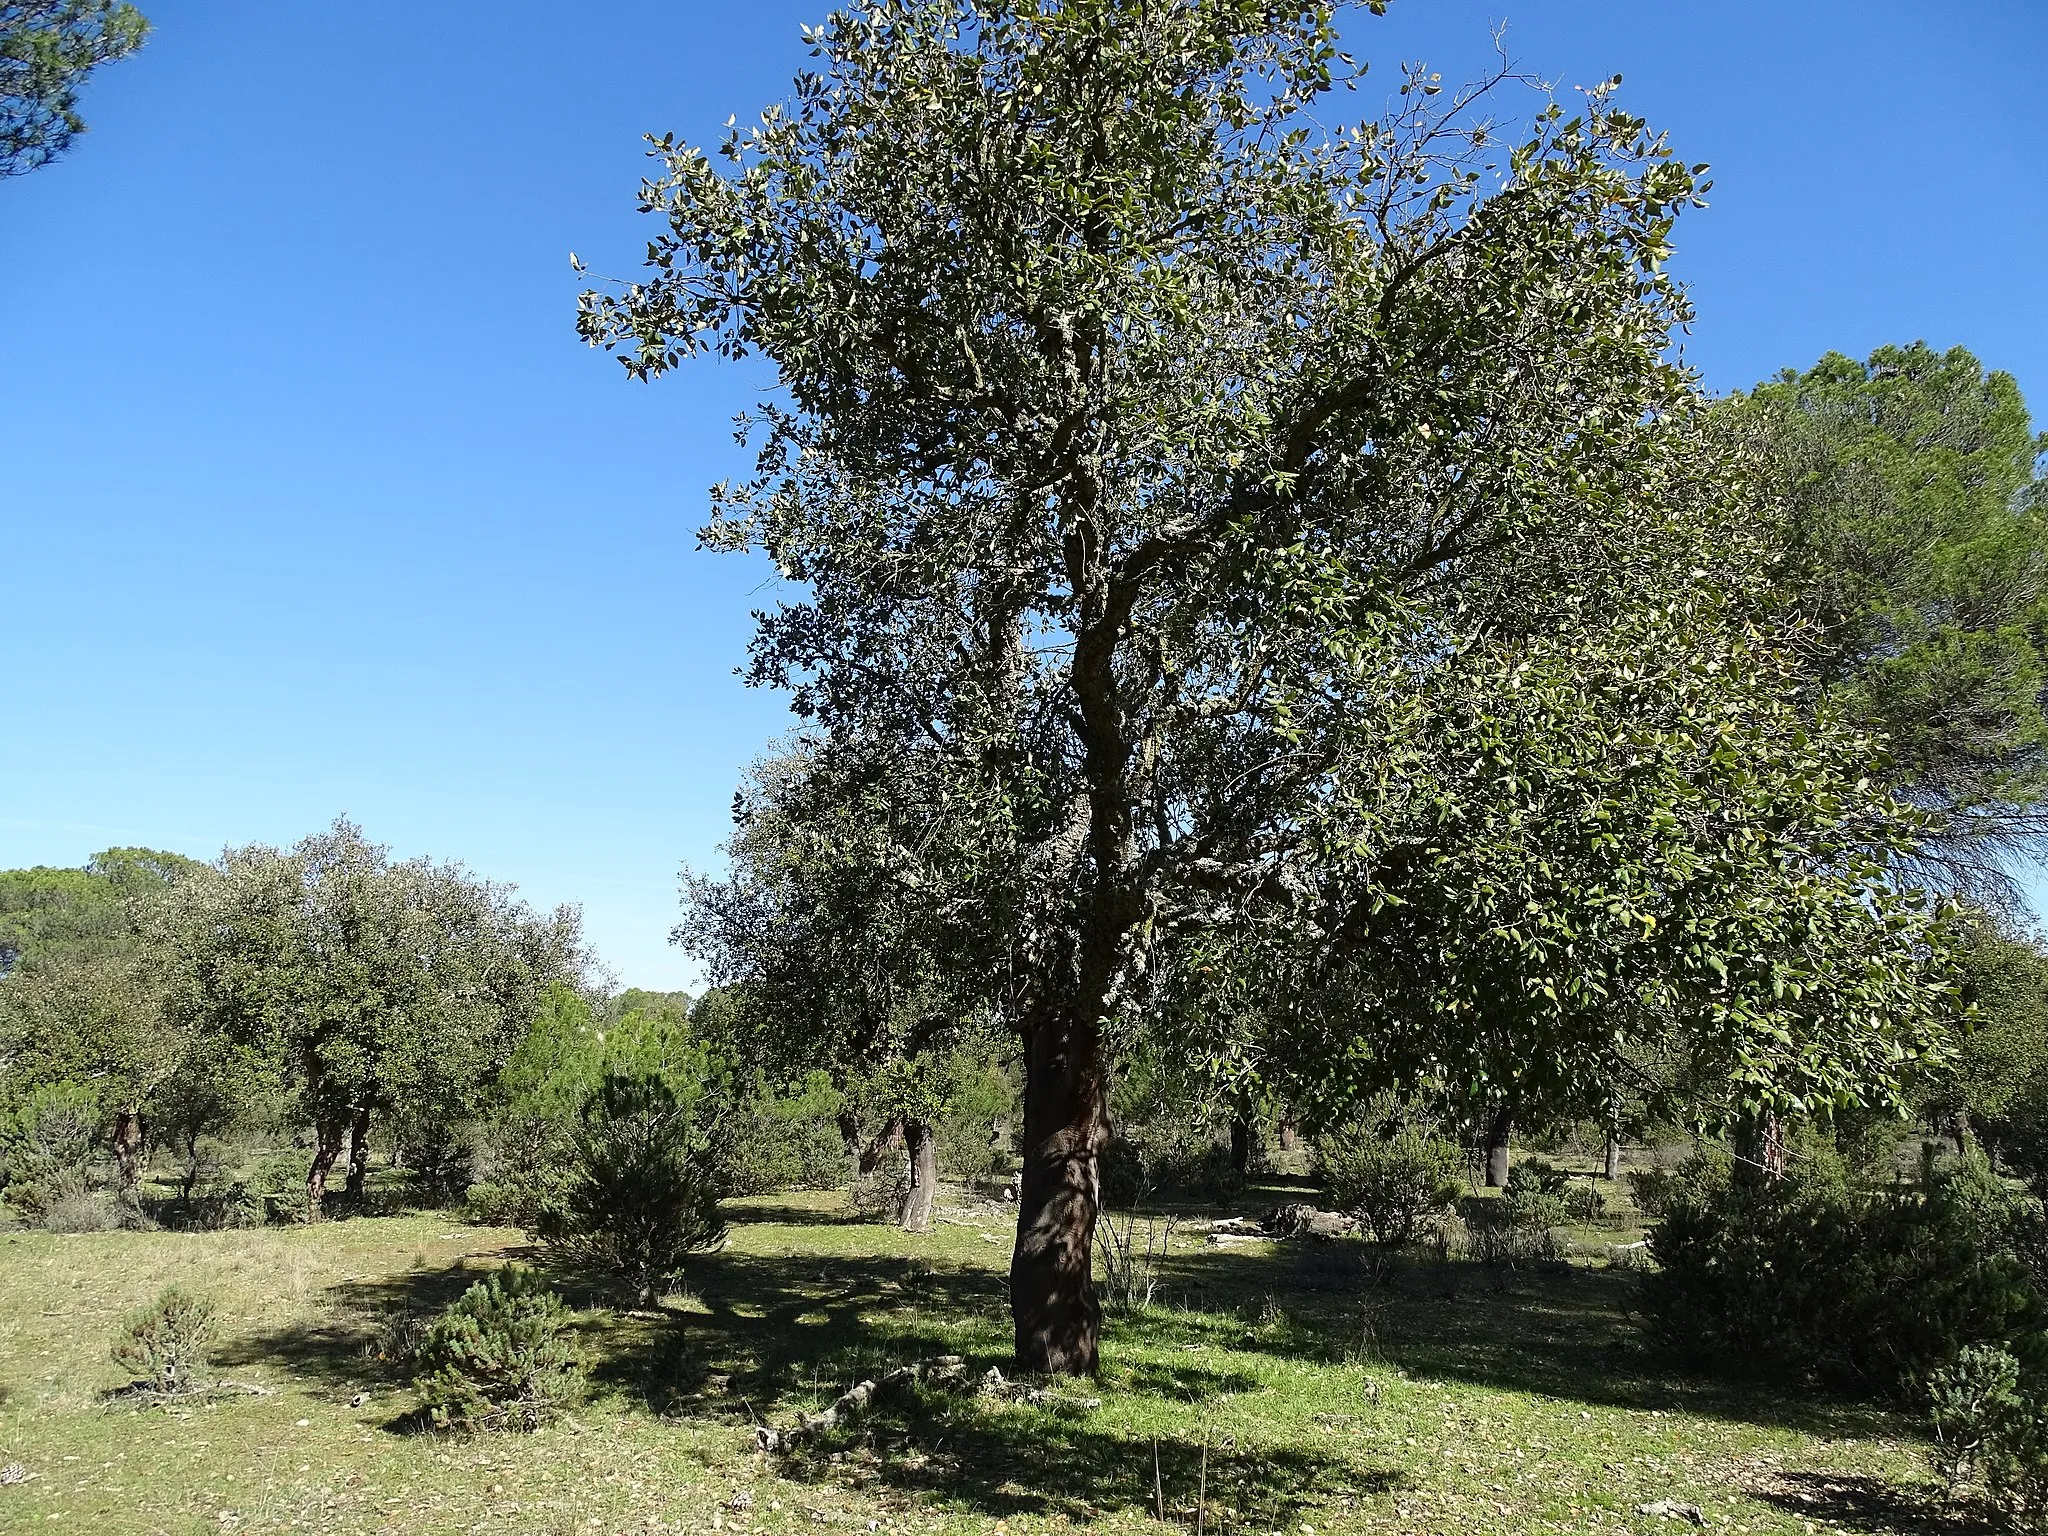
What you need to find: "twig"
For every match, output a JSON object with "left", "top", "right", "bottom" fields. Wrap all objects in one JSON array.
[
  {"left": 1197, "top": 1428, "right": 1209, "bottom": 1536},
  {"left": 1153, "top": 1436, "right": 1166, "bottom": 1523}
]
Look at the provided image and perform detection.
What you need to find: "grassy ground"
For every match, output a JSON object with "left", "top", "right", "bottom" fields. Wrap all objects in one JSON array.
[{"left": 0, "top": 1181, "right": 1969, "bottom": 1536}]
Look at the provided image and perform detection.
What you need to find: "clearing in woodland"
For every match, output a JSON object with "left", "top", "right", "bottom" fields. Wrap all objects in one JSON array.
[{"left": 0, "top": 1179, "right": 1962, "bottom": 1536}]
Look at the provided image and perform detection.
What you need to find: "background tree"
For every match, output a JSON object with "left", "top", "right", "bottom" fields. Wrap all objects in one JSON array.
[
  {"left": 1732, "top": 343, "right": 2048, "bottom": 901},
  {"left": 0, "top": 848, "right": 209, "bottom": 1185},
  {"left": 152, "top": 820, "right": 584, "bottom": 1216},
  {"left": 587, "top": 0, "right": 1953, "bottom": 1372},
  {"left": 0, "top": 0, "right": 147, "bottom": 178},
  {"left": 682, "top": 737, "right": 1006, "bottom": 1233},
  {"left": 0, "top": 847, "right": 201, "bottom": 976}
]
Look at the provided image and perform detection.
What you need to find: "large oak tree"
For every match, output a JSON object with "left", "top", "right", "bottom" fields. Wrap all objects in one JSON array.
[{"left": 585, "top": 0, "right": 1953, "bottom": 1371}]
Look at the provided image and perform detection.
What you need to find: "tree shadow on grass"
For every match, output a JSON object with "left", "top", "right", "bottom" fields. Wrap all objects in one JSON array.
[
  {"left": 1151, "top": 1240, "right": 1905, "bottom": 1441},
  {"left": 768, "top": 1380, "right": 1390, "bottom": 1526},
  {"left": 210, "top": 1258, "right": 509, "bottom": 1418},
  {"left": 1754, "top": 1471, "right": 1988, "bottom": 1535},
  {"left": 722, "top": 1199, "right": 872, "bottom": 1229}
]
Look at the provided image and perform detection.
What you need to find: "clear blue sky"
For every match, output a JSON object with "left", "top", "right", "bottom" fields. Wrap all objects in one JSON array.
[{"left": 3, "top": 1, "right": 2044, "bottom": 990}]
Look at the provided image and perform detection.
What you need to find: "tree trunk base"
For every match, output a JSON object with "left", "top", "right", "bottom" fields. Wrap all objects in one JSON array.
[{"left": 899, "top": 1120, "right": 937, "bottom": 1234}]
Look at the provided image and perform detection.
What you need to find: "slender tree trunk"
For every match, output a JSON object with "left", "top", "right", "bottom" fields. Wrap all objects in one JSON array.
[
  {"left": 1011, "top": 1005, "right": 1109, "bottom": 1375},
  {"left": 845, "top": 1114, "right": 903, "bottom": 1178},
  {"left": 899, "top": 1118, "right": 938, "bottom": 1234},
  {"left": 180, "top": 1131, "right": 202, "bottom": 1207},
  {"left": 1277, "top": 1120, "right": 1298, "bottom": 1154},
  {"left": 344, "top": 1104, "right": 373, "bottom": 1199},
  {"left": 1229, "top": 1117, "right": 1253, "bottom": 1178},
  {"left": 1483, "top": 1104, "right": 1514, "bottom": 1189},
  {"left": 111, "top": 1109, "right": 145, "bottom": 1190},
  {"left": 1603, "top": 1128, "right": 1622, "bottom": 1182},
  {"left": 307, "top": 1113, "right": 347, "bottom": 1220},
  {"left": 1733, "top": 1109, "right": 1787, "bottom": 1188}
]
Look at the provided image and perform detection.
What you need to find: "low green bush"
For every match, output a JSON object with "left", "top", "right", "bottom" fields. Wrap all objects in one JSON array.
[
  {"left": 539, "top": 1069, "right": 731, "bottom": 1305},
  {"left": 1314, "top": 1097, "right": 1465, "bottom": 1245},
  {"left": 111, "top": 1285, "right": 217, "bottom": 1396},
  {"left": 1502, "top": 1157, "right": 1573, "bottom": 1230},
  {"left": 1927, "top": 1345, "right": 2048, "bottom": 1526},
  {"left": 0, "top": 1082, "right": 106, "bottom": 1221},
  {"left": 413, "top": 1268, "right": 583, "bottom": 1432},
  {"left": 1641, "top": 1150, "right": 2048, "bottom": 1396}
]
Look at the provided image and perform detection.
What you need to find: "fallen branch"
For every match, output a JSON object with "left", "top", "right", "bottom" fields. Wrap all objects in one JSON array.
[
  {"left": 103, "top": 1377, "right": 277, "bottom": 1410},
  {"left": 752, "top": 1357, "right": 964, "bottom": 1453}
]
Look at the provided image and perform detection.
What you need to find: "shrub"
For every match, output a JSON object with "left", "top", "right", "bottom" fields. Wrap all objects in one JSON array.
[
  {"left": 0, "top": 1082, "right": 106, "bottom": 1220},
  {"left": 413, "top": 1267, "right": 583, "bottom": 1431},
  {"left": 43, "top": 1181, "right": 126, "bottom": 1233},
  {"left": 111, "top": 1285, "right": 217, "bottom": 1396},
  {"left": 1458, "top": 1199, "right": 1570, "bottom": 1267},
  {"left": 466, "top": 1106, "right": 575, "bottom": 1229},
  {"left": 180, "top": 1179, "right": 265, "bottom": 1231},
  {"left": 1097, "top": 1131, "right": 1242, "bottom": 1207},
  {"left": 1094, "top": 1210, "right": 1179, "bottom": 1315},
  {"left": 1928, "top": 1346, "right": 2048, "bottom": 1524},
  {"left": 719, "top": 1079, "right": 850, "bottom": 1197},
  {"left": 539, "top": 1070, "right": 731, "bottom": 1305},
  {"left": 1315, "top": 1097, "right": 1465, "bottom": 1245},
  {"left": 1641, "top": 1150, "right": 2048, "bottom": 1396},
  {"left": 1502, "top": 1157, "right": 1573, "bottom": 1229},
  {"left": 395, "top": 1120, "right": 477, "bottom": 1207}
]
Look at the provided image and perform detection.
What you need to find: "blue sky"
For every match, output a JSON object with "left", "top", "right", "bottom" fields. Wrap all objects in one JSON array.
[{"left": 3, "top": 1, "right": 2044, "bottom": 989}]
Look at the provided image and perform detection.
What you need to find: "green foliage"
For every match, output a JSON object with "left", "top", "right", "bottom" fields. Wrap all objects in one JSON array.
[
  {"left": 1314, "top": 1096, "right": 1464, "bottom": 1245},
  {"left": 1104, "top": 1045, "right": 1243, "bottom": 1205},
  {"left": 1642, "top": 1150, "right": 2048, "bottom": 1396},
  {"left": 149, "top": 820, "right": 584, "bottom": 1211},
  {"left": 591, "top": 0, "right": 1959, "bottom": 1364},
  {"left": 0, "top": 1, "right": 148, "bottom": 176},
  {"left": 1502, "top": 1158, "right": 1574, "bottom": 1229},
  {"left": 472, "top": 985, "right": 777, "bottom": 1223},
  {"left": 110, "top": 1284, "right": 215, "bottom": 1396},
  {"left": 1735, "top": 343, "right": 2048, "bottom": 891},
  {"left": 721, "top": 1070, "right": 851, "bottom": 1196},
  {"left": 0, "top": 1079, "right": 103, "bottom": 1219},
  {"left": 1927, "top": 1345, "right": 2048, "bottom": 1525},
  {"left": 540, "top": 1069, "right": 731, "bottom": 1305},
  {"left": 606, "top": 988, "right": 692, "bottom": 1027},
  {"left": 412, "top": 1267, "right": 583, "bottom": 1432},
  {"left": 0, "top": 863, "right": 124, "bottom": 976},
  {"left": 933, "top": 1047, "right": 1018, "bottom": 1185}
]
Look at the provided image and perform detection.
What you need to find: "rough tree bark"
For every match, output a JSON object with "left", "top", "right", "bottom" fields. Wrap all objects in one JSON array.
[
  {"left": 1483, "top": 1104, "right": 1515, "bottom": 1189},
  {"left": 1010, "top": 1005, "right": 1110, "bottom": 1375},
  {"left": 1277, "top": 1121, "right": 1299, "bottom": 1154},
  {"left": 111, "top": 1110, "right": 145, "bottom": 1190},
  {"left": 899, "top": 1119, "right": 938, "bottom": 1233},
  {"left": 840, "top": 1113, "right": 904, "bottom": 1178},
  {"left": 344, "top": 1104, "right": 373, "bottom": 1199},
  {"left": 306, "top": 1111, "right": 348, "bottom": 1220},
  {"left": 1733, "top": 1109, "right": 1787, "bottom": 1187}
]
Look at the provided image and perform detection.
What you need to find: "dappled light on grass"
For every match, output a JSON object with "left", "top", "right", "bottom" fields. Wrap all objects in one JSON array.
[{"left": 0, "top": 1195, "right": 1952, "bottom": 1534}]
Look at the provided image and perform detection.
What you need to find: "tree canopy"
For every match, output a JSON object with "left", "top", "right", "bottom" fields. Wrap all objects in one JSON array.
[
  {"left": 148, "top": 819, "right": 585, "bottom": 1213},
  {"left": 1732, "top": 343, "right": 2048, "bottom": 900},
  {"left": 585, "top": 0, "right": 1957, "bottom": 1370},
  {"left": 0, "top": 1, "right": 148, "bottom": 178}
]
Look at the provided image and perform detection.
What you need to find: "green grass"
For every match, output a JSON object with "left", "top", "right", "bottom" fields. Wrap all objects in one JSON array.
[{"left": 0, "top": 1186, "right": 1970, "bottom": 1536}]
